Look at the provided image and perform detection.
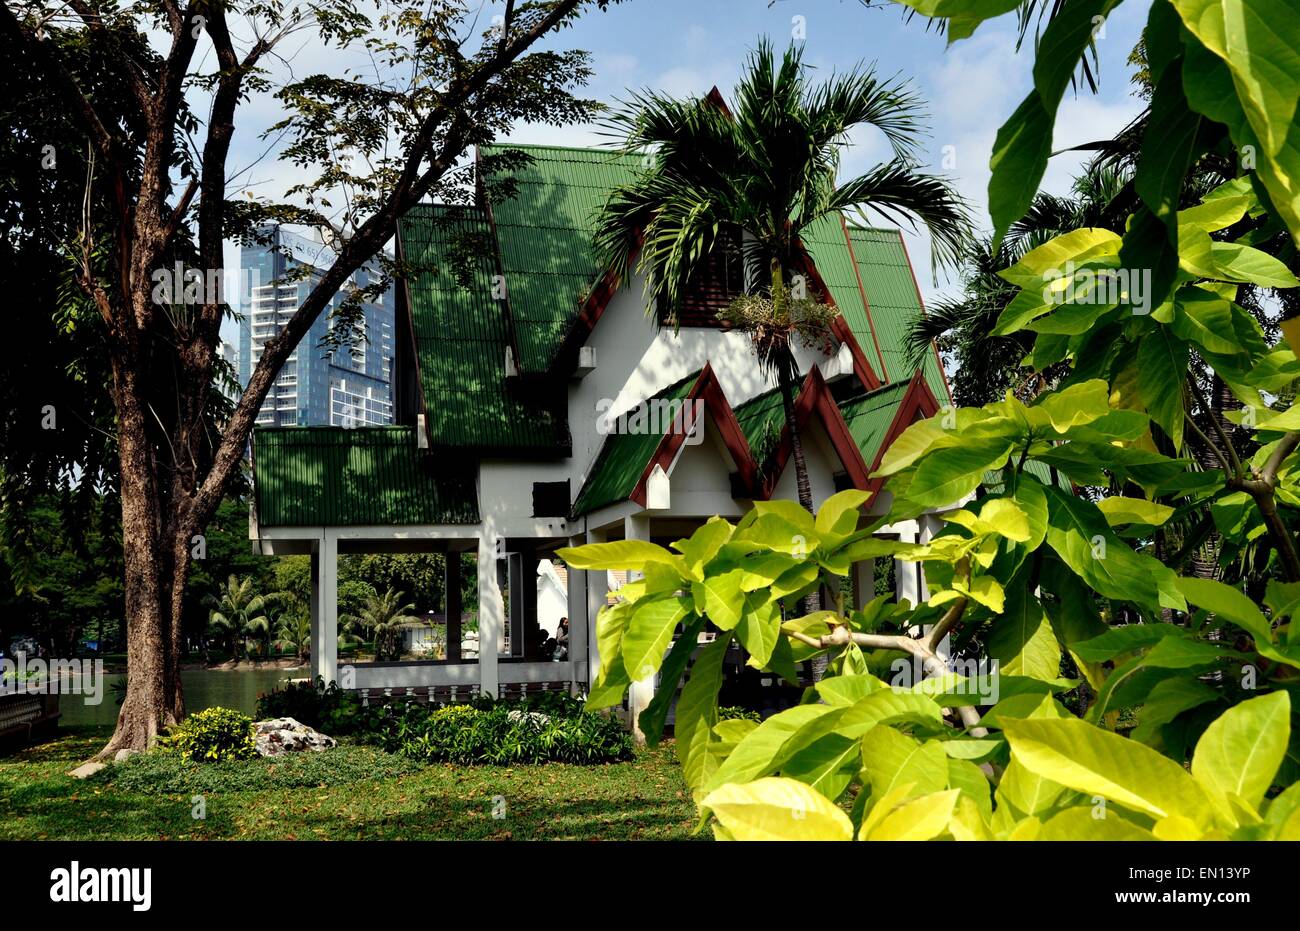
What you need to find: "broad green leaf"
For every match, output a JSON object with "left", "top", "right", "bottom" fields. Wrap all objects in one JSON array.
[
  {"left": 1028, "top": 379, "right": 1113, "bottom": 433},
  {"left": 691, "top": 568, "right": 745, "bottom": 630},
  {"left": 816, "top": 674, "right": 884, "bottom": 706},
  {"left": 1002, "top": 716, "right": 1213, "bottom": 824},
  {"left": 1044, "top": 486, "right": 1182, "bottom": 613},
  {"left": 672, "top": 518, "right": 734, "bottom": 578},
  {"left": 702, "top": 778, "right": 853, "bottom": 841},
  {"left": 1037, "top": 807, "right": 1156, "bottom": 840},
  {"left": 860, "top": 726, "right": 948, "bottom": 802},
  {"left": 987, "top": 584, "right": 1062, "bottom": 681},
  {"left": 1096, "top": 496, "right": 1176, "bottom": 527},
  {"left": 1192, "top": 691, "right": 1291, "bottom": 812},
  {"left": 997, "top": 757, "right": 1066, "bottom": 815},
  {"left": 814, "top": 489, "right": 869, "bottom": 540},
  {"left": 1131, "top": 677, "right": 1222, "bottom": 747},
  {"left": 557, "top": 539, "right": 682, "bottom": 572},
  {"left": 1071, "top": 623, "right": 1184, "bottom": 662},
  {"left": 1137, "top": 327, "right": 1188, "bottom": 449},
  {"left": 703, "top": 704, "right": 834, "bottom": 795},
  {"left": 1176, "top": 576, "right": 1300, "bottom": 667},
  {"left": 946, "top": 757, "right": 994, "bottom": 821},
  {"left": 636, "top": 617, "right": 706, "bottom": 745},
  {"left": 864, "top": 789, "right": 960, "bottom": 841},
  {"left": 905, "top": 437, "right": 1016, "bottom": 507},
  {"left": 979, "top": 497, "right": 1031, "bottom": 541},
  {"left": 1136, "top": 63, "right": 1205, "bottom": 226},
  {"left": 999, "top": 228, "right": 1124, "bottom": 288},
  {"left": 621, "top": 595, "right": 692, "bottom": 682},
  {"left": 736, "top": 596, "right": 780, "bottom": 667},
  {"left": 676, "top": 633, "right": 730, "bottom": 793},
  {"left": 585, "top": 600, "right": 635, "bottom": 709}
]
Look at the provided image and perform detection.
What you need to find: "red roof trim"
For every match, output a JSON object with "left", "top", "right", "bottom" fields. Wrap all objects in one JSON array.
[
  {"left": 895, "top": 229, "right": 953, "bottom": 405},
  {"left": 630, "top": 363, "right": 758, "bottom": 507},
  {"left": 840, "top": 215, "right": 890, "bottom": 381},
  {"left": 759, "top": 366, "right": 873, "bottom": 499},
  {"left": 865, "top": 369, "right": 943, "bottom": 496}
]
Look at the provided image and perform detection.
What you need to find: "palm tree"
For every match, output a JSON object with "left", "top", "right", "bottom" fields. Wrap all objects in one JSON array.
[
  {"left": 274, "top": 609, "right": 311, "bottom": 663},
  {"left": 595, "top": 38, "right": 970, "bottom": 514},
  {"left": 204, "top": 575, "right": 272, "bottom": 662},
  {"left": 342, "top": 587, "right": 418, "bottom": 662}
]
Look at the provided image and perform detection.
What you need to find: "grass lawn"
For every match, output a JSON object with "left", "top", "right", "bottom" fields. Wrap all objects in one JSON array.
[{"left": 0, "top": 725, "right": 700, "bottom": 841}]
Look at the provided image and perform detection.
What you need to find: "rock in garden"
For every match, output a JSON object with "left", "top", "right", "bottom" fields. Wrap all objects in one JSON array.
[
  {"left": 67, "top": 761, "right": 107, "bottom": 779},
  {"left": 253, "top": 717, "right": 337, "bottom": 757},
  {"left": 113, "top": 748, "right": 139, "bottom": 763}
]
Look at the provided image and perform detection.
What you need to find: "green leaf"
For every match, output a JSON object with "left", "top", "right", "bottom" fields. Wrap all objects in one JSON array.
[
  {"left": 621, "top": 594, "right": 693, "bottom": 682},
  {"left": 1037, "top": 807, "right": 1156, "bottom": 840},
  {"left": 946, "top": 757, "right": 993, "bottom": 820},
  {"left": 1192, "top": 691, "right": 1291, "bottom": 812},
  {"left": 1072, "top": 623, "right": 1185, "bottom": 662},
  {"left": 987, "top": 583, "right": 1062, "bottom": 681},
  {"left": 691, "top": 568, "right": 745, "bottom": 630},
  {"left": 557, "top": 540, "right": 682, "bottom": 572},
  {"left": 1136, "top": 60, "right": 1205, "bottom": 226},
  {"left": 1096, "top": 496, "right": 1176, "bottom": 527},
  {"left": 814, "top": 489, "right": 869, "bottom": 540},
  {"left": 1002, "top": 716, "right": 1214, "bottom": 823},
  {"left": 636, "top": 617, "right": 706, "bottom": 745},
  {"left": 585, "top": 601, "right": 635, "bottom": 709},
  {"left": 671, "top": 518, "right": 734, "bottom": 578},
  {"left": 703, "top": 704, "right": 834, "bottom": 795},
  {"left": 860, "top": 726, "right": 949, "bottom": 801},
  {"left": 702, "top": 777, "right": 853, "bottom": 841},
  {"left": 1176, "top": 576, "right": 1300, "bottom": 667},
  {"left": 735, "top": 596, "right": 780, "bottom": 667},
  {"left": 675, "top": 634, "right": 730, "bottom": 793},
  {"left": 1044, "top": 486, "right": 1182, "bottom": 614},
  {"left": 997, "top": 757, "right": 1066, "bottom": 815},
  {"left": 1137, "top": 328, "right": 1188, "bottom": 449},
  {"left": 863, "top": 789, "right": 960, "bottom": 840},
  {"left": 1132, "top": 677, "right": 1222, "bottom": 747},
  {"left": 905, "top": 436, "right": 1016, "bottom": 507}
]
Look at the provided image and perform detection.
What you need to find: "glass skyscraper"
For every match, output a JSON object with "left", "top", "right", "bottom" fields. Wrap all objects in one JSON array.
[{"left": 238, "top": 227, "right": 395, "bottom": 427}]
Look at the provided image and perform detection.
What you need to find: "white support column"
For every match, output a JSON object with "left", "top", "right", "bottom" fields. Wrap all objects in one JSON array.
[
  {"left": 309, "top": 547, "right": 323, "bottom": 683},
  {"left": 585, "top": 528, "right": 607, "bottom": 684},
  {"left": 319, "top": 534, "right": 339, "bottom": 685},
  {"left": 566, "top": 537, "right": 589, "bottom": 691},
  {"left": 477, "top": 530, "right": 503, "bottom": 699},
  {"left": 894, "top": 521, "right": 921, "bottom": 608},
  {"left": 624, "top": 513, "right": 654, "bottom": 743}
]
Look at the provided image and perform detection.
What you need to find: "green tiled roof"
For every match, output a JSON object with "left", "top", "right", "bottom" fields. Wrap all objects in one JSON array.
[
  {"left": 483, "top": 143, "right": 642, "bottom": 373},
  {"left": 802, "top": 214, "right": 882, "bottom": 374},
  {"left": 845, "top": 226, "right": 949, "bottom": 401},
  {"left": 571, "top": 371, "right": 700, "bottom": 516},
  {"left": 839, "top": 381, "right": 911, "bottom": 466},
  {"left": 732, "top": 384, "right": 794, "bottom": 465},
  {"left": 399, "top": 204, "right": 569, "bottom": 452},
  {"left": 253, "top": 426, "right": 478, "bottom": 526}
]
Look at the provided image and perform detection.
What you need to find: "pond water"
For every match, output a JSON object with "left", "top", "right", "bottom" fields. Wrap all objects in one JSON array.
[{"left": 57, "top": 666, "right": 308, "bottom": 727}]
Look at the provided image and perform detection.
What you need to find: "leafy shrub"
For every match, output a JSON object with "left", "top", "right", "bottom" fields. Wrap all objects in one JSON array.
[
  {"left": 718, "top": 706, "right": 761, "bottom": 723},
  {"left": 255, "top": 677, "right": 374, "bottom": 736},
  {"left": 159, "top": 707, "right": 257, "bottom": 764},
  {"left": 381, "top": 696, "right": 633, "bottom": 765},
  {"left": 97, "top": 743, "right": 420, "bottom": 793}
]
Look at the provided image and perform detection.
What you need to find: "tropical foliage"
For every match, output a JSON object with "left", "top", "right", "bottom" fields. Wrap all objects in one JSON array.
[
  {"left": 341, "top": 587, "right": 419, "bottom": 661},
  {"left": 560, "top": 27, "right": 1300, "bottom": 834}
]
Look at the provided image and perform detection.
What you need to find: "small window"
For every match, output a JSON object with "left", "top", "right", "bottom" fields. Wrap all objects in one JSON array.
[{"left": 532, "top": 480, "right": 571, "bottom": 518}]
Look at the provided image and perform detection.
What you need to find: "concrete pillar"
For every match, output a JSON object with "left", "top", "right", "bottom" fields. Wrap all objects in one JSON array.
[
  {"left": 508, "top": 551, "right": 524, "bottom": 656},
  {"left": 445, "top": 550, "right": 462, "bottom": 662},
  {"left": 894, "top": 522, "right": 921, "bottom": 608},
  {"left": 624, "top": 513, "right": 654, "bottom": 742},
  {"left": 565, "top": 537, "right": 589, "bottom": 690},
  {"left": 309, "top": 547, "right": 323, "bottom": 682},
  {"left": 318, "top": 535, "right": 339, "bottom": 685},
  {"left": 477, "top": 531, "right": 503, "bottom": 698},
  {"left": 585, "top": 528, "right": 607, "bottom": 687}
]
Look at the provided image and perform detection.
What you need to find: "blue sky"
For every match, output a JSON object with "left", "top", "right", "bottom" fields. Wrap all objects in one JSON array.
[{"left": 219, "top": 0, "right": 1153, "bottom": 344}]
